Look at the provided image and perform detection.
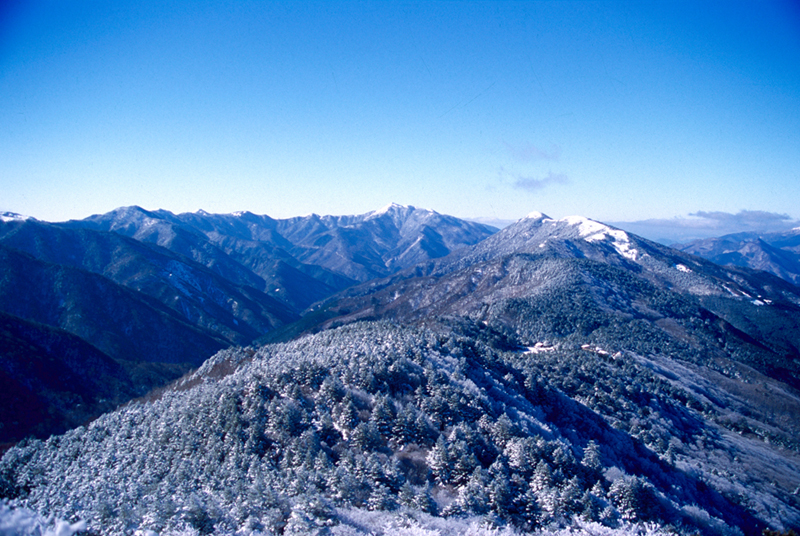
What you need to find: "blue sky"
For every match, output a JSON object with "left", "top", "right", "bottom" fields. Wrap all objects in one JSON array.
[{"left": 2, "top": 1, "right": 799, "bottom": 240}]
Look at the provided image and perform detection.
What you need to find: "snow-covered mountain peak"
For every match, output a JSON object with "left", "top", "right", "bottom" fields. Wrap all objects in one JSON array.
[
  {"left": 368, "top": 202, "right": 431, "bottom": 217},
  {"left": 480, "top": 213, "right": 646, "bottom": 263},
  {"left": 370, "top": 202, "right": 412, "bottom": 216},
  {"left": 522, "top": 211, "right": 550, "bottom": 222},
  {"left": 364, "top": 203, "right": 440, "bottom": 226},
  {"left": 0, "top": 212, "right": 33, "bottom": 222},
  {"left": 98, "top": 206, "right": 164, "bottom": 227}
]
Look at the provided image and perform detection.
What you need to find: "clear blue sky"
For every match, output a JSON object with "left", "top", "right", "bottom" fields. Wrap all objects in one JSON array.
[{"left": 2, "top": 1, "right": 799, "bottom": 238}]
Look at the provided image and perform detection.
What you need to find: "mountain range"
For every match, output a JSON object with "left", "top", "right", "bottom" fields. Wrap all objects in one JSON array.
[
  {"left": 677, "top": 228, "right": 800, "bottom": 287},
  {"left": 1, "top": 206, "right": 799, "bottom": 535},
  {"left": 304, "top": 213, "right": 800, "bottom": 391},
  {"left": 0, "top": 205, "right": 496, "bottom": 444}
]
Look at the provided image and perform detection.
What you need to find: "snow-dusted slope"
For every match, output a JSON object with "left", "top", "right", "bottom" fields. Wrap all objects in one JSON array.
[
  {"left": 271, "top": 202, "right": 498, "bottom": 280},
  {"left": 4, "top": 321, "right": 793, "bottom": 535},
  {"left": 0, "top": 204, "right": 496, "bottom": 442},
  {"left": 430, "top": 212, "right": 800, "bottom": 305},
  {"left": 0, "top": 218, "right": 298, "bottom": 346},
  {"left": 305, "top": 211, "right": 800, "bottom": 394}
]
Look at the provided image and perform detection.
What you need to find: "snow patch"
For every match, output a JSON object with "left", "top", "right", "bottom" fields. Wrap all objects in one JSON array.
[
  {"left": 0, "top": 212, "right": 31, "bottom": 222},
  {"left": 582, "top": 344, "right": 609, "bottom": 356},
  {"left": 676, "top": 264, "right": 692, "bottom": 273},
  {"left": 722, "top": 285, "right": 740, "bottom": 297},
  {"left": 0, "top": 501, "right": 86, "bottom": 536},
  {"left": 524, "top": 342, "right": 555, "bottom": 354},
  {"left": 583, "top": 228, "right": 639, "bottom": 261},
  {"left": 563, "top": 215, "right": 608, "bottom": 237},
  {"left": 559, "top": 216, "right": 640, "bottom": 259}
]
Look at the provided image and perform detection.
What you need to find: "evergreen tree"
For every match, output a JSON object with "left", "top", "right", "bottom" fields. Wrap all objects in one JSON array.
[
  {"left": 370, "top": 395, "right": 395, "bottom": 438},
  {"left": 333, "top": 393, "right": 360, "bottom": 438},
  {"left": 391, "top": 405, "right": 415, "bottom": 445},
  {"left": 350, "top": 422, "right": 382, "bottom": 452},
  {"left": 581, "top": 440, "right": 603, "bottom": 483},
  {"left": 366, "top": 483, "right": 397, "bottom": 511},
  {"left": 488, "top": 471, "right": 513, "bottom": 517},
  {"left": 609, "top": 476, "right": 659, "bottom": 521},
  {"left": 531, "top": 460, "right": 553, "bottom": 492},
  {"left": 427, "top": 435, "right": 452, "bottom": 484},
  {"left": 413, "top": 484, "right": 438, "bottom": 515}
]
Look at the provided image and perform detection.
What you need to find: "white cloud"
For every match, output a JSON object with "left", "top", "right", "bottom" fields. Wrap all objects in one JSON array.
[{"left": 508, "top": 171, "right": 569, "bottom": 192}]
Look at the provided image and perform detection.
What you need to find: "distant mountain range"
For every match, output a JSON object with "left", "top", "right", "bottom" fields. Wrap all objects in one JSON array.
[
  {"left": 0, "top": 204, "right": 496, "bottom": 444},
  {"left": 677, "top": 228, "right": 800, "bottom": 287},
  {"left": 1, "top": 207, "right": 799, "bottom": 535}
]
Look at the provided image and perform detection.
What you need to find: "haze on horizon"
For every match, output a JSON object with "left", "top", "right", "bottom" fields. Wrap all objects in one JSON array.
[{"left": 1, "top": 0, "right": 799, "bottom": 242}]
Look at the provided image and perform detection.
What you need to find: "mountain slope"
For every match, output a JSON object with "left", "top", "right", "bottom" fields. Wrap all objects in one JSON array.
[
  {"left": 270, "top": 213, "right": 800, "bottom": 530},
  {"left": 271, "top": 203, "right": 499, "bottom": 281},
  {"left": 61, "top": 205, "right": 348, "bottom": 310},
  {"left": 0, "top": 243, "right": 227, "bottom": 369},
  {"left": 0, "top": 218, "right": 304, "bottom": 445},
  {"left": 0, "top": 219, "right": 299, "bottom": 345},
  {"left": 0, "top": 204, "right": 496, "bottom": 446},
  {"left": 0, "top": 311, "right": 139, "bottom": 446}
]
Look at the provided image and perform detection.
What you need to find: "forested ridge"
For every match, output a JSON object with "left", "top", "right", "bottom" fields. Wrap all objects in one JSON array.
[{"left": 2, "top": 321, "right": 797, "bottom": 535}]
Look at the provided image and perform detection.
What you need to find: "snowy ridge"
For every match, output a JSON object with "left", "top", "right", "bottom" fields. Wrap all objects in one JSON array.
[
  {"left": 365, "top": 202, "right": 438, "bottom": 222},
  {"left": 370, "top": 202, "right": 412, "bottom": 217},
  {"left": 0, "top": 212, "right": 32, "bottom": 222},
  {"left": 562, "top": 215, "right": 607, "bottom": 236},
  {"left": 561, "top": 216, "right": 640, "bottom": 261},
  {"left": 513, "top": 213, "right": 642, "bottom": 261}
]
